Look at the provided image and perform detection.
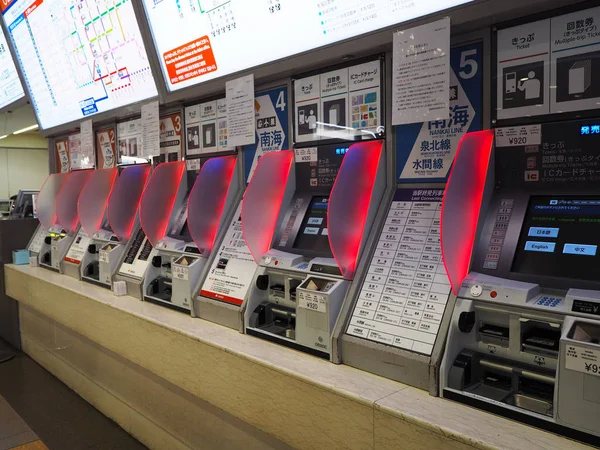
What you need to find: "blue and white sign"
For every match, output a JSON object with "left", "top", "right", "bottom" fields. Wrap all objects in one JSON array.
[
  {"left": 244, "top": 87, "right": 289, "bottom": 182},
  {"left": 396, "top": 43, "right": 483, "bottom": 182}
]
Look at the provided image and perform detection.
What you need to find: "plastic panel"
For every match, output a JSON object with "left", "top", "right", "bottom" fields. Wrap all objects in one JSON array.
[
  {"left": 328, "top": 140, "right": 383, "bottom": 280},
  {"left": 78, "top": 168, "right": 119, "bottom": 236},
  {"left": 242, "top": 150, "right": 294, "bottom": 263},
  {"left": 441, "top": 130, "right": 494, "bottom": 295},
  {"left": 56, "top": 170, "right": 94, "bottom": 233},
  {"left": 188, "top": 156, "right": 237, "bottom": 254},
  {"left": 140, "top": 161, "right": 186, "bottom": 247},
  {"left": 108, "top": 165, "right": 152, "bottom": 240},
  {"left": 36, "top": 173, "right": 69, "bottom": 231}
]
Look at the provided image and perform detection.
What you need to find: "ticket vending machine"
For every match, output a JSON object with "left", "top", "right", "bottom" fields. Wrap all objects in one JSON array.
[
  {"left": 116, "top": 161, "right": 187, "bottom": 300},
  {"left": 38, "top": 171, "right": 93, "bottom": 272},
  {"left": 243, "top": 141, "right": 385, "bottom": 359},
  {"left": 63, "top": 169, "right": 119, "bottom": 280},
  {"left": 333, "top": 133, "right": 491, "bottom": 393},
  {"left": 96, "top": 164, "right": 151, "bottom": 288},
  {"left": 27, "top": 173, "right": 69, "bottom": 264},
  {"left": 440, "top": 122, "right": 600, "bottom": 445}
]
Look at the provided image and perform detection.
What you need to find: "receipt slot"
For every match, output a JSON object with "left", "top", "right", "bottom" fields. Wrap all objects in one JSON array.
[
  {"left": 27, "top": 173, "right": 69, "bottom": 266},
  {"left": 243, "top": 142, "right": 385, "bottom": 359},
  {"left": 62, "top": 169, "right": 119, "bottom": 280},
  {"left": 440, "top": 120, "right": 600, "bottom": 445}
]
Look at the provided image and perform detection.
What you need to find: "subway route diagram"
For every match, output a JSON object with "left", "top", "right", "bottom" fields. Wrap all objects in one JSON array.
[
  {"left": 144, "top": 0, "right": 472, "bottom": 91},
  {"left": 2, "top": 0, "right": 157, "bottom": 129}
]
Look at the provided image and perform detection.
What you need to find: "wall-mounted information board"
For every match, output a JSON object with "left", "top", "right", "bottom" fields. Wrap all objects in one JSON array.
[{"left": 1, "top": 0, "right": 158, "bottom": 129}]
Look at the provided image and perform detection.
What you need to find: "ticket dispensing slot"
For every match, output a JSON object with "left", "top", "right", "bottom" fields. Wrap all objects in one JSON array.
[
  {"left": 51, "top": 170, "right": 93, "bottom": 273},
  {"left": 28, "top": 173, "right": 69, "bottom": 265},
  {"left": 244, "top": 142, "right": 385, "bottom": 359}
]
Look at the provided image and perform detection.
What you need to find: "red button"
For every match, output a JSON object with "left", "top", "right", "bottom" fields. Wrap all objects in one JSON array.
[
  {"left": 274, "top": 260, "right": 278, "bottom": 265},
  {"left": 490, "top": 291, "right": 497, "bottom": 298}
]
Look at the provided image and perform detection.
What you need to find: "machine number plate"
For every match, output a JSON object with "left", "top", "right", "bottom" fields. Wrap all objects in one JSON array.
[
  {"left": 565, "top": 344, "right": 600, "bottom": 377},
  {"left": 298, "top": 291, "right": 326, "bottom": 313}
]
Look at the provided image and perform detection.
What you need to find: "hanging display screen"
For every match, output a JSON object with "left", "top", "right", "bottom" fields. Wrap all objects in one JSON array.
[
  {"left": 142, "top": 0, "right": 472, "bottom": 91},
  {"left": 1, "top": 0, "right": 158, "bottom": 130},
  {"left": 0, "top": 26, "right": 24, "bottom": 110}
]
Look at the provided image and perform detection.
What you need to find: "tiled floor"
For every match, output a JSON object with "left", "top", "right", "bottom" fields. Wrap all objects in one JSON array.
[{"left": 0, "top": 341, "right": 146, "bottom": 450}]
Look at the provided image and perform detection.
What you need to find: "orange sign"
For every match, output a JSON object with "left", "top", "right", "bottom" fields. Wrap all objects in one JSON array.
[
  {"left": 163, "top": 36, "right": 217, "bottom": 85},
  {"left": 96, "top": 128, "right": 116, "bottom": 168}
]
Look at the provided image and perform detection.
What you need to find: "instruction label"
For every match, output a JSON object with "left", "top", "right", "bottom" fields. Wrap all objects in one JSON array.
[
  {"left": 200, "top": 203, "right": 257, "bottom": 306},
  {"left": 347, "top": 188, "right": 451, "bottom": 356},
  {"left": 298, "top": 290, "right": 327, "bottom": 313},
  {"left": 566, "top": 343, "right": 600, "bottom": 377},
  {"left": 64, "top": 229, "right": 91, "bottom": 265}
]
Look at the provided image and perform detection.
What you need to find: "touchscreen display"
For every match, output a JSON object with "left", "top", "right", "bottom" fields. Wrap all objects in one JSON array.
[
  {"left": 293, "top": 197, "right": 330, "bottom": 253},
  {"left": 512, "top": 196, "right": 600, "bottom": 281}
]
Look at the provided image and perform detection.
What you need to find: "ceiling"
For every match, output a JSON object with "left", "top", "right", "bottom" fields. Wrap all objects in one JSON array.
[{"left": 0, "top": 103, "right": 40, "bottom": 137}]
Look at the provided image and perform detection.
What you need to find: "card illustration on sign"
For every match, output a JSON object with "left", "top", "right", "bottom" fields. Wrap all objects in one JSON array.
[
  {"left": 2, "top": 0, "right": 157, "bottom": 130},
  {"left": 185, "top": 98, "right": 232, "bottom": 156},
  {"left": 497, "top": 19, "right": 551, "bottom": 119},
  {"left": 396, "top": 43, "right": 482, "bottom": 182},
  {"left": 141, "top": 0, "right": 472, "bottom": 92},
  {"left": 118, "top": 119, "right": 143, "bottom": 161},
  {"left": 294, "top": 60, "right": 382, "bottom": 144},
  {"left": 347, "top": 188, "right": 451, "bottom": 356},
  {"left": 244, "top": 87, "right": 288, "bottom": 182},
  {"left": 550, "top": 7, "right": 600, "bottom": 114},
  {"left": 497, "top": 6, "right": 600, "bottom": 120}
]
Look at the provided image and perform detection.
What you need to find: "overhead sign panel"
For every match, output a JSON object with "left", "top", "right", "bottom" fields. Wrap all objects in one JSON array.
[
  {"left": 142, "top": 0, "right": 473, "bottom": 92},
  {"left": 1, "top": 0, "right": 158, "bottom": 130},
  {"left": 0, "top": 25, "right": 24, "bottom": 110}
]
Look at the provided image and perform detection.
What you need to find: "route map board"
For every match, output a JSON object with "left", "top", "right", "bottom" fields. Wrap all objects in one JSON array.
[
  {"left": 0, "top": 26, "right": 24, "bottom": 110},
  {"left": 1, "top": 0, "right": 158, "bottom": 130},
  {"left": 142, "top": 0, "right": 472, "bottom": 91}
]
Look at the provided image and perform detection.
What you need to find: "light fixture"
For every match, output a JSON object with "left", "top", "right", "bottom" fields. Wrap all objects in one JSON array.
[
  {"left": 13, "top": 124, "right": 39, "bottom": 134},
  {"left": 0, "top": 135, "right": 7, "bottom": 140}
]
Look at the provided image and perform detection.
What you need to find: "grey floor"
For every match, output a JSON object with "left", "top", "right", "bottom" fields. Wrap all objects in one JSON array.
[{"left": 0, "top": 341, "right": 146, "bottom": 450}]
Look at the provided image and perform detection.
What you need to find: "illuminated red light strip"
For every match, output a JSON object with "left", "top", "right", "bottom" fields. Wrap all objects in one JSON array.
[
  {"left": 78, "top": 168, "right": 119, "bottom": 237},
  {"left": 189, "top": 155, "right": 237, "bottom": 254},
  {"left": 441, "top": 130, "right": 494, "bottom": 295},
  {"left": 140, "top": 161, "right": 186, "bottom": 247},
  {"left": 328, "top": 141, "right": 383, "bottom": 280},
  {"left": 242, "top": 150, "right": 294, "bottom": 264},
  {"left": 108, "top": 165, "right": 152, "bottom": 241}
]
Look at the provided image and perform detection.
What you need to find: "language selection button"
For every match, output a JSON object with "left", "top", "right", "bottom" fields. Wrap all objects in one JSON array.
[
  {"left": 563, "top": 244, "right": 597, "bottom": 256},
  {"left": 525, "top": 241, "right": 556, "bottom": 253},
  {"left": 528, "top": 227, "right": 559, "bottom": 238}
]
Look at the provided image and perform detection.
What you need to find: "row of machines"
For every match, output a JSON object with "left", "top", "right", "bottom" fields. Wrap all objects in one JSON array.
[{"left": 25, "top": 120, "right": 600, "bottom": 444}]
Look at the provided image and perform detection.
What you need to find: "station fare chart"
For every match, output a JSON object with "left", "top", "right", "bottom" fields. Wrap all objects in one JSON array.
[
  {"left": 347, "top": 188, "right": 451, "bottom": 356},
  {"left": 2, "top": 0, "right": 157, "bottom": 129},
  {"left": 144, "top": 0, "right": 473, "bottom": 91}
]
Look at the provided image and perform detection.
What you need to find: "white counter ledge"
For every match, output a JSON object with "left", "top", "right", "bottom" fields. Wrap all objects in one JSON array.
[{"left": 5, "top": 264, "right": 591, "bottom": 450}]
